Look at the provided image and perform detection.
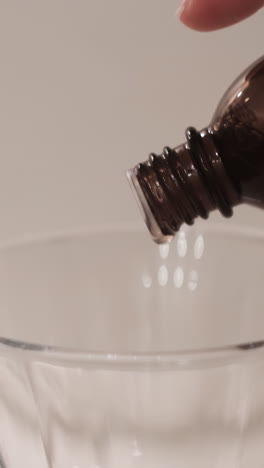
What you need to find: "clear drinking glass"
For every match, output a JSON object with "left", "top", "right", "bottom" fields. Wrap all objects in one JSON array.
[{"left": 0, "top": 222, "right": 264, "bottom": 468}]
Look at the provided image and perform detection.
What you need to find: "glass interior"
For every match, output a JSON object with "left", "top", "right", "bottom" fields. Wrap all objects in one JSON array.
[{"left": 0, "top": 222, "right": 263, "bottom": 354}]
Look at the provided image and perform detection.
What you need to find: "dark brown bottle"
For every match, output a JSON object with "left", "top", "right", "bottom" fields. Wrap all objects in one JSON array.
[{"left": 127, "top": 56, "right": 264, "bottom": 243}]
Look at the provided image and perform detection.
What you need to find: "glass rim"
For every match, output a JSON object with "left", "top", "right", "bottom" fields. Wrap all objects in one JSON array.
[{"left": 0, "top": 221, "right": 264, "bottom": 369}]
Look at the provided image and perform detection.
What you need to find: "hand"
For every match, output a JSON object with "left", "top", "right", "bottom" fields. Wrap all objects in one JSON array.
[{"left": 177, "top": 0, "right": 264, "bottom": 31}]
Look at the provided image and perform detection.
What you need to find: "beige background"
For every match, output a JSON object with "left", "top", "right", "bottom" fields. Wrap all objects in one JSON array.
[
  {"left": 0, "top": 7, "right": 263, "bottom": 465},
  {"left": 0, "top": 1, "right": 263, "bottom": 241}
]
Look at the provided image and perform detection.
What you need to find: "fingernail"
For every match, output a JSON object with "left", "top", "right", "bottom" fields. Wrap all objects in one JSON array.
[{"left": 176, "top": 0, "right": 189, "bottom": 18}]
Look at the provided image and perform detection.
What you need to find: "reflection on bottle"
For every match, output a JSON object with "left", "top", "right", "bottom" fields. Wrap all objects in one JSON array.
[
  {"left": 173, "top": 266, "right": 184, "bottom": 289},
  {"left": 177, "top": 231, "right": 187, "bottom": 258},
  {"left": 188, "top": 270, "right": 199, "bottom": 291},
  {"left": 158, "top": 265, "right": 168, "bottom": 287},
  {"left": 194, "top": 234, "right": 205, "bottom": 260},
  {"left": 159, "top": 243, "right": 170, "bottom": 259},
  {"left": 142, "top": 273, "right": 152, "bottom": 289}
]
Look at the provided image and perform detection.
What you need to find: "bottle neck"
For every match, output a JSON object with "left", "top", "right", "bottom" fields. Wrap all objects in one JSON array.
[{"left": 128, "top": 127, "right": 240, "bottom": 243}]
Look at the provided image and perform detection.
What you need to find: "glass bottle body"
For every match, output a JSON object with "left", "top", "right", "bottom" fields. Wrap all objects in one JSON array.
[{"left": 127, "top": 56, "right": 264, "bottom": 243}]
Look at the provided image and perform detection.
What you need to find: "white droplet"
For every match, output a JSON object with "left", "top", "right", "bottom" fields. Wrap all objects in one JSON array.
[
  {"left": 159, "top": 243, "right": 170, "bottom": 259},
  {"left": 188, "top": 270, "right": 198, "bottom": 291},
  {"left": 173, "top": 266, "right": 184, "bottom": 289},
  {"left": 107, "top": 353, "right": 117, "bottom": 361},
  {"left": 158, "top": 265, "right": 168, "bottom": 287},
  {"left": 142, "top": 273, "right": 152, "bottom": 289},
  {"left": 131, "top": 439, "right": 142, "bottom": 457},
  {"left": 177, "top": 231, "right": 187, "bottom": 258},
  {"left": 194, "top": 234, "right": 204, "bottom": 260}
]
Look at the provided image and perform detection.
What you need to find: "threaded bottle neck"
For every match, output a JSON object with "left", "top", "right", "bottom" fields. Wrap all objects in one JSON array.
[{"left": 127, "top": 127, "right": 240, "bottom": 244}]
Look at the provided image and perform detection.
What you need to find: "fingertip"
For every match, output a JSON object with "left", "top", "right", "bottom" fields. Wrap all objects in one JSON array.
[{"left": 177, "top": 0, "right": 264, "bottom": 32}]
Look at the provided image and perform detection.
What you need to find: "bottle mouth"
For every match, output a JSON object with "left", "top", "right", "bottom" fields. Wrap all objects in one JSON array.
[
  {"left": 126, "top": 128, "right": 240, "bottom": 245},
  {"left": 126, "top": 169, "right": 173, "bottom": 244}
]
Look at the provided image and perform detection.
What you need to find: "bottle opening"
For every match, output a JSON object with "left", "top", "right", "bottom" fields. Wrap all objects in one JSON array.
[{"left": 126, "top": 168, "right": 173, "bottom": 244}]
